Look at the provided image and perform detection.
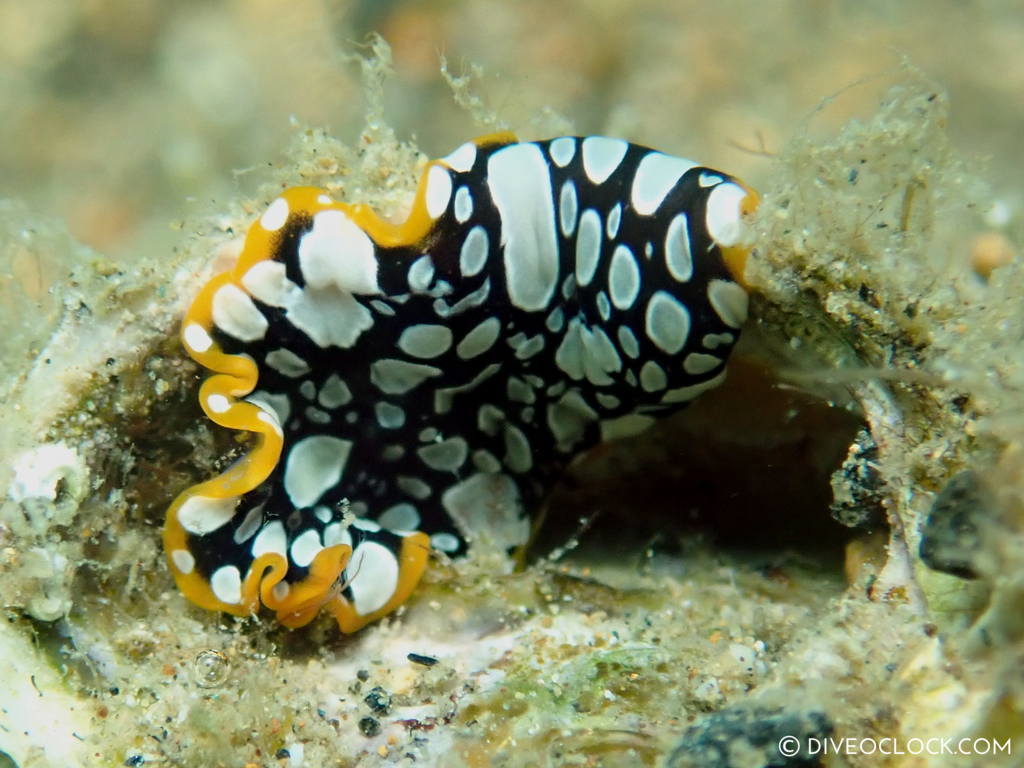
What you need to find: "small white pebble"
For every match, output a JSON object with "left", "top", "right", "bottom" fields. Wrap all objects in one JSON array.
[{"left": 984, "top": 200, "right": 1012, "bottom": 228}]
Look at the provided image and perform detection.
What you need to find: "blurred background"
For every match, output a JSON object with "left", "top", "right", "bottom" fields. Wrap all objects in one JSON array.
[{"left": 0, "top": 0, "right": 1020, "bottom": 264}]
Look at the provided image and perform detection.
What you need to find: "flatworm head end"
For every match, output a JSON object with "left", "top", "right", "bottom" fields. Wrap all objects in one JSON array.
[{"left": 166, "top": 183, "right": 443, "bottom": 632}]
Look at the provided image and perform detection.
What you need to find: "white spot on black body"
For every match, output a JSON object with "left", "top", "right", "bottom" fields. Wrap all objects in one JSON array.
[
  {"left": 408, "top": 256, "right": 435, "bottom": 291},
  {"left": 575, "top": 209, "right": 602, "bottom": 286},
  {"left": 233, "top": 506, "right": 263, "bottom": 545},
  {"left": 631, "top": 152, "right": 697, "bottom": 215},
  {"left": 425, "top": 165, "right": 453, "bottom": 219},
  {"left": 665, "top": 212, "right": 693, "bottom": 282},
  {"left": 318, "top": 374, "right": 352, "bottom": 408},
  {"left": 707, "top": 279, "right": 749, "bottom": 328},
  {"left": 212, "top": 284, "right": 268, "bottom": 342},
  {"left": 298, "top": 210, "right": 379, "bottom": 294},
  {"left": 548, "top": 137, "right": 576, "bottom": 167},
  {"left": 371, "top": 359, "right": 442, "bottom": 395},
  {"left": 375, "top": 402, "right": 406, "bottom": 429},
  {"left": 211, "top": 566, "right": 242, "bottom": 604},
  {"left": 290, "top": 529, "right": 323, "bottom": 568},
  {"left": 178, "top": 496, "right": 237, "bottom": 536},
  {"left": 684, "top": 353, "right": 723, "bottom": 375},
  {"left": 417, "top": 437, "right": 469, "bottom": 472},
  {"left": 398, "top": 324, "right": 453, "bottom": 359},
  {"left": 442, "top": 142, "right": 477, "bottom": 173},
  {"left": 251, "top": 520, "right": 286, "bottom": 560},
  {"left": 608, "top": 244, "right": 640, "bottom": 310},
  {"left": 431, "top": 532, "right": 461, "bottom": 553},
  {"left": 617, "top": 326, "right": 640, "bottom": 359},
  {"left": 559, "top": 180, "right": 578, "bottom": 238},
  {"left": 606, "top": 203, "right": 622, "bottom": 239},
  {"left": 378, "top": 502, "right": 420, "bottom": 531},
  {"left": 640, "top": 361, "right": 668, "bottom": 392},
  {"left": 705, "top": 182, "right": 749, "bottom": 247},
  {"left": 284, "top": 436, "right": 352, "bottom": 508},
  {"left": 581, "top": 137, "right": 628, "bottom": 184},
  {"left": 645, "top": 291, "right": 690, "bottom": 354},
  {"left": 459, "top": 226, "right": 489, "bottom": 277},
  {"left": 453, "top": 186, "right": 473, "bottom": 223},
  {"left": 457, "top": 316, "right": 501, "bottom": 359},
  {"left": 347, "top": 541, "right": 399, "bottom": 615},
  {"left": 487, "top": 143, "right": 560, "bottom": 312},
  {"left": 703, "top": 332, "right": 735, "bottom": 350},
  {"left": 242, "top": 261, "right": 299, "bottom": 308}
]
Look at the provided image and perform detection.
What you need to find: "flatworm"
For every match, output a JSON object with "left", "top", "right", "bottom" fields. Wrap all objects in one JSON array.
[{"left": 164, "top": 133, "right": 758, "bottom": 632}]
